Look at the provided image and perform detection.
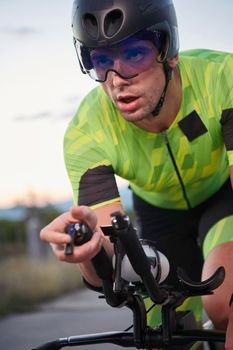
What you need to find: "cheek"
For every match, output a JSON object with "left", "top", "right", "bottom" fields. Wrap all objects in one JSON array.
[
  {"left": 145, "top": 77, "right": 161, "bottom": 100},
  {"left": 145, "top": 71, "right": 164, "bottom": 99}
]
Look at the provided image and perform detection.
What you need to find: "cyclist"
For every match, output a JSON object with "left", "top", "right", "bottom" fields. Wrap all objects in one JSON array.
[{"left": 41, "top": 0, "right": 233, "bottom": 348}]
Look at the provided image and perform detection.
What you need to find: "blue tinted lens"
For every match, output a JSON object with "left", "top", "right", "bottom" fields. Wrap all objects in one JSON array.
[
  {"left": 76, "top": 30, "right": 161, "bottom": 82},
  {"left": 90, "top": 42, "right": 157, "bottom": 81},
  {"left": 91, "top": 53, "right": 114, "bottom": 71}
]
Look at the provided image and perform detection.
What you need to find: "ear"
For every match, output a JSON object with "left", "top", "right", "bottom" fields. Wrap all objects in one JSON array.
[{"left": 167, "top": 54, "right": 179, "bottom": 69}]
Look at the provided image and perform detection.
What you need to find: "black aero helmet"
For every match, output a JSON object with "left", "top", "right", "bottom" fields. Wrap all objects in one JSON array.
[{"left": 71, "top": 0, "right": 179, "bottom": 59}]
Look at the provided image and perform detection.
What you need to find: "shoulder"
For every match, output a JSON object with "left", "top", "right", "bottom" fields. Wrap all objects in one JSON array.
[
  {"left": 65, "top": 86, "right": 118, "bottom": 138},
  {"left": 73, "top": 86, "right": 116, "bottom": 126},
  {"left": 178, "top": 49, "right": 233, "bottom": 97},
  {"left": 179, "top": 48, "right": 233, "bottom": 70}
]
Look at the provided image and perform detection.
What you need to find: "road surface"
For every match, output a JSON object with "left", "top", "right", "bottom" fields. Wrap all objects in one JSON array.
[{"left": 0, "top": 288, "right": 132, "bottom": 350}]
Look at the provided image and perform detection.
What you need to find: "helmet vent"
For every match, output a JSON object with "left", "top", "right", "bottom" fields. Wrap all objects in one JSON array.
[
  {"left": 104, "top": 10, "right": 123, "bottom": 38},
  {"left": 83, "top": 13, "right": 98, "bottom": 39}
]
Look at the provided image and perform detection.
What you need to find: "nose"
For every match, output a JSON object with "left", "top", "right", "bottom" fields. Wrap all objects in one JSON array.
[
  {"left": 111, "top": 71, "right": 130, "bottom": 88},
  {"left": 113, "top": 57, "right": 124, "bottom": 73},
  {"left": 109, "top": 59, "right": 130, "bottom": 87}
]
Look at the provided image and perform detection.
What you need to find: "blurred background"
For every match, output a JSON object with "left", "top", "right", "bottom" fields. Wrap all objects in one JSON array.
[{"left": 0, "top": 0, "right": 233, "bottom": 316}]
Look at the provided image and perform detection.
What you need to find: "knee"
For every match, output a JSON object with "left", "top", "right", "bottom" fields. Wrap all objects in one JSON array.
[
  {"left": 202, "top": 293, "right": 229, "bottom": 330},
  {"left": 202, "top": 242, "right": 233, "bottom": 330}
]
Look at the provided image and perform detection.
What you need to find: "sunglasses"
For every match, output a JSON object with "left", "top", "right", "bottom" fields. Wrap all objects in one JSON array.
[{"left": 74, "top": 30, "right": 163, "bottom": 82}]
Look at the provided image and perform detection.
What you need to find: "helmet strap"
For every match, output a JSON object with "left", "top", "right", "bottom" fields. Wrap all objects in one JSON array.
[{"left": 151, "top": 62, "right": 173, "bottom": 117}]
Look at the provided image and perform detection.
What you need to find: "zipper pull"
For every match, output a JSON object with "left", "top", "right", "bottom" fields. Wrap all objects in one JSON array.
[{"left": 161, "top": 130, "right": 168, "bottom": 144}]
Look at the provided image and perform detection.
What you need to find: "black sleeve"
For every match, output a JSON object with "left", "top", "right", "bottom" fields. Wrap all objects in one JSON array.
[{"left": 78, "top": 165, "right": 120, "bottom": 206}]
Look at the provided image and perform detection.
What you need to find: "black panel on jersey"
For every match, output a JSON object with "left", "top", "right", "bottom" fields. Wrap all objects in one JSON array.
[
  {"left": 78, "top": 165, "right": 119, "bottom": 206},
  {"left": 221, "top": 108, "right": 233, "bottom": 150},
  {"left": 178, "top": 110, "right": 208, "bottom": 141}
]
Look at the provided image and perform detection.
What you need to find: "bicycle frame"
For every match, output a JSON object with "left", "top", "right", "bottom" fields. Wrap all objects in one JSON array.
[{"left": 32, "top": 212, "right": 226, "bottom": 350}]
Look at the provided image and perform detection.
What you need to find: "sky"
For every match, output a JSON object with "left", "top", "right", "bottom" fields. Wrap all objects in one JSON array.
[{"left": 0, "top": 0, "right": 233, "bottom": 208}]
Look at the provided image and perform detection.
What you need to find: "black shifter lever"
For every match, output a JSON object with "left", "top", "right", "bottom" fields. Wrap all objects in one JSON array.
[{"left": 64, "top": 223, "right": 92, "bottom": 255}]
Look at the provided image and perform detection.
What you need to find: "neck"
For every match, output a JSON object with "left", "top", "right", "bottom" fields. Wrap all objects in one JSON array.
[{"left": 134, "top": 66, "right": 182, "bottom": 133}]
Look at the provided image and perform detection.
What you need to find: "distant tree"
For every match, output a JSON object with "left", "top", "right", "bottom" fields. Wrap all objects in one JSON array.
[
  {"left": 25, "top": 205, "right": 61, "bottom": 260},
  {"left": 0, "top": 204, "right": 62, "bottom": 259}
]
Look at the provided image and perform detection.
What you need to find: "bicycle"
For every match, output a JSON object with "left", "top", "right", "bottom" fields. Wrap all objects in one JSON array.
[{"left": 31, "top": 212, "right": 226, "bottom": 350}]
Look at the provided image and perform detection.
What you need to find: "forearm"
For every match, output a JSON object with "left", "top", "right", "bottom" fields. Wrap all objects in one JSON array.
[
  {"left": 78, "top": 234, "right": 114, "bottom": 287},
  {"left": 79, "top": 260, "right": 102, "bottom": 287},
  {"left": 77, "top": 202, "right": 123, "bottom": 286}
]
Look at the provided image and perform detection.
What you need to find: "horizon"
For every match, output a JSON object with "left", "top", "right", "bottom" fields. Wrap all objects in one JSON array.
[{"left": 1, "top": 0, "right": 233, "bottom": 209}]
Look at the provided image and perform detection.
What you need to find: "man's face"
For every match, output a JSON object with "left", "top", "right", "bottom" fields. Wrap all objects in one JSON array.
[
  {"left": 102, "top": 47, "right": 166, "bottom": 122},
  {"left": 76, "top": 32, "right": 172, "bottom": 122}
]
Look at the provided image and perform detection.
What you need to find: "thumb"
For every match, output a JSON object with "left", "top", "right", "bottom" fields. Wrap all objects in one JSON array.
[{"left": 69, "top": 205, "right": 97, "bottom": 230}]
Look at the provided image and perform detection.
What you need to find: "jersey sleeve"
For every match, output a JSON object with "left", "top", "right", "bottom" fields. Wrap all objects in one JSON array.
[
  {"left": 64, "top": 119, "right": 120, "bottom": 209},
  {"left": 219, "top": 53, "right": 233, "bottom": 166}
]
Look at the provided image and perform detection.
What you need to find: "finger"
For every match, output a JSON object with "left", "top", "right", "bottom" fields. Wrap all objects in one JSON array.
[
  {"left": 40, "top": 210, "right": 77, "bottom": 243},
  {"left": 40, "top": 226, "right": 71, "bottom": 244},
  {"left": 49, "top": 242, "right": 64, "bottom": 252},
  {"left": 56, "top": 230, "right": 103, "bottom": 263}
]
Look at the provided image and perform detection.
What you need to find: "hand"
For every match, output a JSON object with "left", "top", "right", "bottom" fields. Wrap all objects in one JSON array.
[{"left": 40, "top": 206, "right": 104, "bottom": 264}]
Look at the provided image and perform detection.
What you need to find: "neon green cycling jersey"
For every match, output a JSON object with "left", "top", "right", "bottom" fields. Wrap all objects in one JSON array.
[{"left": 64, "top": 49, "right": 233, "bottom": 210}]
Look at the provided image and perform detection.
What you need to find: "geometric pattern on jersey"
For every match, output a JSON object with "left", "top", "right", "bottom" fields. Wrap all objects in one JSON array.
[
  {"left": 178, "top": 110, "right": 208, "bottom": 141},
  {"left": 64, "top": 49, "right": 233, "bottom": 209}
]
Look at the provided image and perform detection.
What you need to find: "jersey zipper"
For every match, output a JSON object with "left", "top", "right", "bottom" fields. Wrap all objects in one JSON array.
[{"left": 162, "top": 131, "right": 192, "bottom": 209}]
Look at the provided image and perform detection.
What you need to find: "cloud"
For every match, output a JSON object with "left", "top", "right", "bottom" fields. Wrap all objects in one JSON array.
[
  {"left": 65, "top": 94, "right": 84, "bottom": 106},
  {"left": 14, "top": 111, "right": 52, "bottom": 122},
  {"left": 13, "top": 95, "right": 83, "bottom": 122},
  {"left": 60, "top": 110, "right": 76, "bottom": 119},
  {"left": 14, "top": 109, "right": 75, "bottom": 122},
  {"left": 0, "top": 26, "right": 38, "bottom": 37}
]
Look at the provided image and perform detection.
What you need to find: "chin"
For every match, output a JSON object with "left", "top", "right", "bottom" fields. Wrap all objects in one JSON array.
[{"left": 121, "top": 110, "right": 150, "bottom": 122}]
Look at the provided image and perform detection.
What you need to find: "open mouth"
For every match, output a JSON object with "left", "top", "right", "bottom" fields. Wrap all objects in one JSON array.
[
  {"left": 118, "top": 96, "right": 138, "bottom": 104},
  {"left": 116, "top": 95, "right": 141, "bottom": 113}
]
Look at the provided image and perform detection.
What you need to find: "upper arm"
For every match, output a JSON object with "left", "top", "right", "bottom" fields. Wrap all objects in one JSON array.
[
  {"left": 64, "top": 121, "right": 120, "bottom": 208},
  {"left": 78, "top": 165, "right": 120, "bottom": 207},
  {"left": 219, "top": 54, "right": 233, "bottom": 176}
]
